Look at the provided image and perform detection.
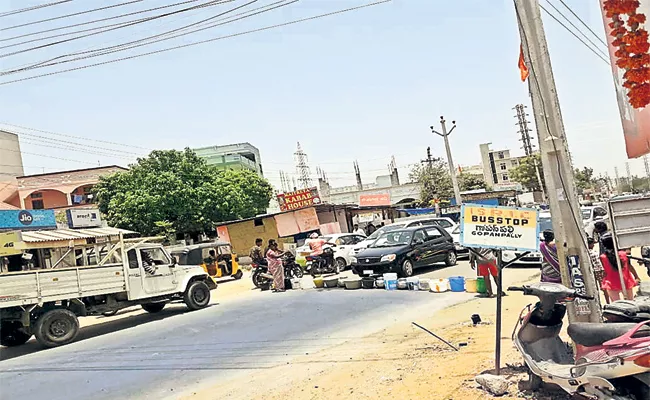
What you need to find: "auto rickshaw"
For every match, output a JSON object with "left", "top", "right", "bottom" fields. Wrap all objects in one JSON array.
[{"left": 169, "top": 241, "right": 243, "bottom": 280}]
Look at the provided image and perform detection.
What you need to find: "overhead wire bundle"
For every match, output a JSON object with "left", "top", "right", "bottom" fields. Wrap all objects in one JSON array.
[{"left": 0, "top": 0, "right": 393, "bottom": 86}]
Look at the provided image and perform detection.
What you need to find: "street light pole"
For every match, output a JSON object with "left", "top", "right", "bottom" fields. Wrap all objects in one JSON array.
[{"left": 431, "top": 117, "right": 462, "bottom": 206}]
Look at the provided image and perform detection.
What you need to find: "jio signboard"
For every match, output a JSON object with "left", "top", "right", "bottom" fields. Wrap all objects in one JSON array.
[
  {"left": 459, "top": 204, "right": 539, "bottom": 252},
  {"left": 0, "top": 210, "right": 57, "bottom": 231}
]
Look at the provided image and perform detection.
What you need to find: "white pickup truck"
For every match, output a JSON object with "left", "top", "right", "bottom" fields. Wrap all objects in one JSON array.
[{"left": 0, "top": 237, "right": 216, "bottom": 348}]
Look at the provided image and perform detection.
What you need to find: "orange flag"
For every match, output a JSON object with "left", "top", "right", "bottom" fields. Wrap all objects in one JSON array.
[{"left": 518, "top": 44, "right": 529, "bottom": 82}]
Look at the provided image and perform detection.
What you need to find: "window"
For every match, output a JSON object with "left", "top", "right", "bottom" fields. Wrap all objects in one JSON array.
[
  {"left": 31, "top": 199, "right": 44, "bottom": 209},
  {"left": 30, "top": 192, "right": 42, "bottom": 199},
  {"left": 498, "top": 152, "right": 505, "bottom": 159},
  {"left": 425, "top": 227, "right": 444, "bottom": 239},
  {"left": 140, "top": 248, "right": 170, "bottom": 266},
  {"left": 127, "top": 249, "right": 139, "bottom": 269},
  {"left": 412, "top": 230, "right": 427, "bottom": 243},
  {"left": 253, "top": 218, "right": 264, "bottom": 227},
  {"left": 502, "top": 174, "right": 509, "bottom": 181},
  {"left": 337, "top": 236, "right": 355, "bottom": 245},
  {"left": 500, "top": 163, "right": 507, "bottom": 171},
  {"left": 428, "top": 219, "right": 452, "bottom": 228},
  {"left": 511, "top": 160, "right": 518, "bottom": 167}
]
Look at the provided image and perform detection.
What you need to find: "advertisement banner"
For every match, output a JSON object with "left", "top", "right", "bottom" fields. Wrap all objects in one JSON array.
[
  {"left": 277, "top": 187, "right": 321, "bottom": 212},
  {"left": 359, "top": 193, "right": 390, "bottom": 207},
  {"left": 274, "top": 208, "right": 321, "bottom": 237},
  {"left": 599, "top": 0, "right": 650, "bottom": 158},
  {"left": 0, "top": 231, "right": 24, "bottom": 256},
  {"left": 459, "top": 204, "right": 539, "bottom": 252},
  {"left": 0, "top": 210, "right": 56, "bottom": 231},
  {"left": 216, "top": 225, "right": 231, "bottom": 244},
  {"left": 66, "top": 208, "right": 102, "bottom": 229},
  {"left": 319, "top": 222, "right": 341, "bottom": 235}
]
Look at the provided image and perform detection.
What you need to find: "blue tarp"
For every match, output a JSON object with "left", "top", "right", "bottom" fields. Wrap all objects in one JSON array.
[{"left": 399, "top": 208, "right": 437, "bottom": 215}]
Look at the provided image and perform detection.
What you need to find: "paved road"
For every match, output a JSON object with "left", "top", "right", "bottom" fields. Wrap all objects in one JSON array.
[{"left": 0, "top": 260, "right": 538, "bottom": 400}]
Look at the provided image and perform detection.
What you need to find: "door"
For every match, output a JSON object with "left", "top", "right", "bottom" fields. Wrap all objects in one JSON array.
[
  {"left": 138, "top": 247, "right": 177, "bottom": 296},
  {"left": 411, "top": 229, "right": 430, "bottom": 267},
  {"left": 126, "top": 249, "right": 145, "bottom": 300},
  {"left": 424, "top": 226, "right": 450, "bottom": 263},
  {"left": 336, "top": 235, "right": 365, "bottom": 265}
]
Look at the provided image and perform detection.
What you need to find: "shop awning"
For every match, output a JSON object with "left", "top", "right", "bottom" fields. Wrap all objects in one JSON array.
[{"left": 20, "top": 227, "right": 136, "bottom": 243}]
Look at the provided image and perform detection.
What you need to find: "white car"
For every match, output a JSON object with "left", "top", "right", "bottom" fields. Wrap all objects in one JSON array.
[
  {"left": 501, "top": 212, "right": 553, "bottom": 267},
  {"left": 296, "top": 233, "right": 367, "bottom": 271},
  {"left": 352, "top": 217, "right": 459, "bottom": 255},
  {"left": 581, "top": 205, "right": 609, "bottom": 239}
]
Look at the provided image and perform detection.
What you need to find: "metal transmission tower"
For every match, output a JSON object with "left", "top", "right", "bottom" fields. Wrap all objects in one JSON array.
[
  {"left": 644, "top": 155, "right": 650, "bottom": 187},
  {"left": 514, "top": 104, "right": 535, "bottom": 156},
  {"left": 353, "top": 160, "right": 363, "bottom": 190},
  {"left": 614, "top": 166, "right": 621, "bottom": 193},
  {"left": 626, "top": 162, "right": 633, "bottom": 191},
  {"left": 279, "top": 171, "right": 291, "bottom": 193},
  {"left": 294, "top": 142, "right": 312, "bottom": 189}
]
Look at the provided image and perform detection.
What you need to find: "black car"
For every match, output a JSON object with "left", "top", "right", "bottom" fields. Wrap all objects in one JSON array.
[{"left": 351, "top": 225, "right": 457, "bottom": 277}]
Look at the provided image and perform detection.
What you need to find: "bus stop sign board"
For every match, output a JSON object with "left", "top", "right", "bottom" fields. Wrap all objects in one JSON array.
[{"left": 459, "top": 204, "right": 540, "bottom": 252}]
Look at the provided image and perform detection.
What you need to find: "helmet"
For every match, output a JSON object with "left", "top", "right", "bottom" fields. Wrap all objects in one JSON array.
[{"left": 309, "top": 232, "right": 319, "bottom": 239}]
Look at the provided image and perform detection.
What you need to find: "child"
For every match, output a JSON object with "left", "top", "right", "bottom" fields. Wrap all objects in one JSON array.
[{"left": 599, "top": 234, "right": 641, "bottom": 301}]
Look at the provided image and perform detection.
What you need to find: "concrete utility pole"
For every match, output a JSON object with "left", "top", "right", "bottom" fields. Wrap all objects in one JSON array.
[
  {"left": 514, "top": 0, "right": 602, "bottom": 322},
  {"left": 431, "top": 117, "right": 462, "bottom": 205}
]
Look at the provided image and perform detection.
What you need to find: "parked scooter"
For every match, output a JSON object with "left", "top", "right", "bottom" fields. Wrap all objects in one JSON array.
[
  {"left": 305, "top": 246, "right": 338, "bottom": 277},
  {"left": 251, "top": 253, "right": 303, "bottom": 290},
  {"left": 509, "top": 282, "right": 650, "bottom": 400}
]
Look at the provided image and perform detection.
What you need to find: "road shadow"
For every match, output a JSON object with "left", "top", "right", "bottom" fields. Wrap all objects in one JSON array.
[
  {"left": 0, "top": 305, "right": 210, "bottom": 362},
  {"left": 413, "top": 262, "right": 459, "bottom": 276}
]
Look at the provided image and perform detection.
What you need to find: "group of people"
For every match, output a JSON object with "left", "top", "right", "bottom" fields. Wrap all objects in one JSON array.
[{"left": 470, "top": 221, "right": 642, "bottom": 302}]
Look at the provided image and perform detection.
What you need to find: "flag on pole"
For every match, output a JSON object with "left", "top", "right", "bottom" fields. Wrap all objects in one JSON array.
[{"left": 518, "top": 44, "right": 529, "bottom": 82}]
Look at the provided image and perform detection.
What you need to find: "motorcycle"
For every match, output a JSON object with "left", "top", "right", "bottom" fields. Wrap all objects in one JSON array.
[
  {"left": 509, "top": 282, "right": 650, "bottom": 400},
  {"left": 305, "top": 246, "right": 338, "bottom": 277},
  {"left": 251, "top": 253, "right": 303, "bottom": 290}
]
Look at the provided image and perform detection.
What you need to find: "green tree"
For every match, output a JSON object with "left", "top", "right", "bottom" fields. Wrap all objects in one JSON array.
[
  {"left": 458, "top": 173, "right": 490, "bottom": 191},
  {"left": 510, "top": 154, "right": 545, "bottom": 192},
  {"left": 409, "top": 159, "right": 453, "bottom": 205},
  {"left": 574, "top": 166, "right": 595, "bottom": 193},
  {"left": 93, "top": 149, "right": 273, "bottom": 236}
]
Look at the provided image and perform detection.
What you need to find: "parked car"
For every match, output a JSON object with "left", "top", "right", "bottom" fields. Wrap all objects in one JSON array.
[
  {"left": 296, "top": 233, "right": 366, "bottom": 271},
  {"left": 501, "top": 212, "right": 553, "bottom": 267},
  {"left": 449, "top": 224, "right": 469, "bottom": 259},
  {"left": 581, "top": 205, "right": 609, "bottom": 239},
  {"left": 351, "top": 225, "right": 457, "bottom": 277},
  {"left": 352, "top": 216, "right": 458, "bottom": 255}
]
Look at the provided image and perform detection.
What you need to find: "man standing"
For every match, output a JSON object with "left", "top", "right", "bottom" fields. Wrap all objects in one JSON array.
[
  {"left": 249, "top": 238, "right": 266, "bottom": 266},
  {"left": 470, "top": 247, "right": 498, "bottom": 297},
  {"left": 353, "top": 224, "right": 365, "bottom": 236}
]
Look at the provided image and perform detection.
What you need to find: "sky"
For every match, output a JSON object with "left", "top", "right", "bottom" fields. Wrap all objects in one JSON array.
[{"left": 0, "top": 0, "right": 648, "bottom": 189}]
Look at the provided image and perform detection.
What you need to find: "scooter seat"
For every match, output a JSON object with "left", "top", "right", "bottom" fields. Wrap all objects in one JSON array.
[{"left": 568, "top": 323, "right": 650, "bottom": 347}]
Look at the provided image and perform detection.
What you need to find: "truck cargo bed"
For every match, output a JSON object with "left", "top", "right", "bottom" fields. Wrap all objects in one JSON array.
[{"left": 0, "top": 264, "right": 127, "bottom": 308}]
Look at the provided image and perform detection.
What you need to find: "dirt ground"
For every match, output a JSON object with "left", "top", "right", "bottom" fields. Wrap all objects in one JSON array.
[{"left": 183, "top": 271, "right": 576, "bottom": 400}]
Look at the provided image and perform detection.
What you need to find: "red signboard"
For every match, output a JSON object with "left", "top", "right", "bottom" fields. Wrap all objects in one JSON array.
[
  {"left": 359, "top": 193, "right": 391, "bottom": 207},
  {"left": 277, "top": 187, "right": 321, "bottom": 211}
]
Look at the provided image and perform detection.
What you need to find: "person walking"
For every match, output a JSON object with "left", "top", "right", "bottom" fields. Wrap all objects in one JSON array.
[
  {"left": 539, "top": 230, "right": 562, "bottom": 284},
  {"left": 588, "top": 237, "right": 609, "bottom": 304},
  {"left": 470, "top": 247, "right": 498, "bottom": 297},
  {"left": 599, "top": 234, "right": 640, "bottom": 301},
  {"left": 266, "top": 240, "right": 285, "bottom": 292}
]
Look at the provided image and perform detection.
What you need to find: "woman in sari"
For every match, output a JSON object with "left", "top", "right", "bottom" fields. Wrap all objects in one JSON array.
[{"left": 266, "top": 240, "right": 285, "bottom": 292}]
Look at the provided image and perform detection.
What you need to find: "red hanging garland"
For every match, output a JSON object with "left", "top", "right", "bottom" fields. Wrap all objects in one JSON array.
[{"left": 604, "top": 0, "right": 650, "bottom": 109}]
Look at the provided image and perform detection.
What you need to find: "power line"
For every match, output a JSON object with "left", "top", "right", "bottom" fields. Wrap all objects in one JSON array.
[
  {"left": 0, "top": 0, "right": 230, "bottom": 59},
  {"left": 539, "top": 3, "right": 610, "bottom": 65},
  {"left": 1, "top": 0, "right": 144, "bottom": 31},
  {"left": 0, "top": 122, "right": 152, "bottom": 150},
  {"left": 0, "top": 0, "right": 393, "bottom": 86},
  {"left": 542, "top": 0, "right": 608, "bottom": 58},
  {"left": 3, "top": 0, "right": 294, "bottom": 75},
  {"left": 556, "top": 0, "right": 607, "bottom": 47},
  {"left": 10, "top": 130, "right": 143, "bottom": 156},
  {"left": 0, "top": 0, "right": 73, "bottom": 18},
  {"left": 0, "top": 0, "right": 204, "bottom": 44},
  {"left": 0, "top": 137, "right": 136, "bottom": 160},
  {"left": 1, "top": 146, "right": 96, "bottom": 164}
]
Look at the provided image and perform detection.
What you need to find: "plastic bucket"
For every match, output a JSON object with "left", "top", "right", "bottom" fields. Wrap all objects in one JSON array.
[
  {"left": 383, "top": 273, "right": 398, "bottom": 281},
  {"left": 385, "top": 279, "right": 397, "bottom": 291},
  {"left": 361, "top": 277, "right": 375, "bottom": 289},
  {"left": 448, "top": 276, "right": 465, "bottom": 292},
  {"left": 430, "top": 278, "right": 449, "bottom": 293},
  {"left": 406, "top": 276, "right": 420, "bottom": 291},
  {"left": 476, "top": 277, "right": 487, "bottom": 294},
  {"left": 290, "top": 278, "right": 302, "bottom": 290},
  {"left": 465, "top": 278, "right": 478, "bottom": 293}
]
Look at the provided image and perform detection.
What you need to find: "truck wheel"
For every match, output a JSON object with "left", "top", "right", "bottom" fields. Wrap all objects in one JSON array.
[
  {"left": 233, "top": 270, "right": 243, "bottom": 280},
  {"left": 34, "top": 309, "right": 79, "bottom": 348},
  {"left": 184, "top": 281, "right": 211, "bottom": 310},
  {"left": 142, "top": 303, "right": 165, "bottom": 313},
  {"left": 0, "top": 322, "right": 32, "bottom": 347}
]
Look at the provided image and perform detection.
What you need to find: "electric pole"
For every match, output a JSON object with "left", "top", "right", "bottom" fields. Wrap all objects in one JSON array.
[
  {"left": 515, "top": 0, "right": 601, "bottom": 323},
  {"left": 644, "top": 155, "right": 650, "bottom": 189},
  {"left": 294, "top": 142, "right": 312, "bottom": 189},
  {"left": 614, "top": 166, "right": 621, "bottom": 194},
  {"left": 431, "top": 117, "right": 462, "bottom": 205},
  {"left": 626, "top": 161, "right": 633, "bottom": 192}
]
